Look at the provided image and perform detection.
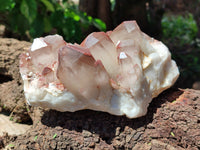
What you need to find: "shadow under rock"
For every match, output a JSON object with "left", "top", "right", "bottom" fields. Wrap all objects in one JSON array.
[{"left": 41, "top": 88, "right": 183, "bottom": 144}]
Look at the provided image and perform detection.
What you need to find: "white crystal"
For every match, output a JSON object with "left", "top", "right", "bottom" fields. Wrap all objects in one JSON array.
[
  {"left": 119, "top": 52, "right": 127, "bottom": 59},
  {"left": 31, "top": 38, "right": 47, "bottom": 51},
  {"left": 20, "top": 21, "right": 179, "bottom": 118}
]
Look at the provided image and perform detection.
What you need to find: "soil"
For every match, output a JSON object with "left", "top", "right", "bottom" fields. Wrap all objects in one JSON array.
[
  {"left": 0, "top": 38, "right": 32, "bottom": 123},
  {"left": 0, "top": 38, "right": 200, "bottom": 150}
]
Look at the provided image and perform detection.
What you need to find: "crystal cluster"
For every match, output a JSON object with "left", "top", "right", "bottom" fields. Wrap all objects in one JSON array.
[{"left": 19, "top": 21, "right": 179, "bottom": 118}]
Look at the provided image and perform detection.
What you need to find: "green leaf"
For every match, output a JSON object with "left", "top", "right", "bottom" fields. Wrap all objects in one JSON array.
[
  {"left": 53, "top": 133, "right": 57, "bottom": 139},
  {"left": 44, "top": 17, "right": 52, "bottom": 33},
  {"left": 9, "top": 10, "right": 30, "bottom": 34},
  {"left": 171, "top": 100, "right": 176, "bottom": 103},
  {"left": 29, "top": 15, "right": 44, "bottom": 38},
  {"left": 40, "top": 0, "right": 55, "bottom": 12},
  {"left": 88, "top": 16, "right": 92, "bottom": 22},
  {"left": 71, "top": 13, "right": 80, "bottom": 21},
  {"left": 0, "top": 0, "right": 15, "bottom": 11},
  {"left": 110, "top": 0, "right": 116, "bottom": 11},
  {"left": 50, "top": 10, "right": 64, "bottom": 27},
  {"left": 64, "top": 10, "right": 80, "bottom": 21},
  {"left": 93, "top": 18, "right": 106, "bottom": 31},
  {"left": 8, "top": 144, "right": 15, "bottom": 147},
  {"left": 10, "top": 116, "right": 13, "bottom": 121},
  {"left": 170, "top": 132, "right": 175, "bottom": 137},
  {"left": 20, "top": 0, "right": 37, "bottom": 23},
  {"left": 34, "top": 136, "right": 38, "bottom": 141}
]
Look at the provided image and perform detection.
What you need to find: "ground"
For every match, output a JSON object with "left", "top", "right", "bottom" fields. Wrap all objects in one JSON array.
[{"left": 0, "top": 38, "right": 200, "bottom": 150}]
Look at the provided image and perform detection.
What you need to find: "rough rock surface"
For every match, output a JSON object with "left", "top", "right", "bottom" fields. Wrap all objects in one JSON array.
[
  {"left": 0, "top": 38, "right": 32, "bottom": 123},
  {"left": 0, "top": 38, "right": 200, "bottom": 150},
  {"left": 4, "top": 89, "right": 200, "bottom": 150}
]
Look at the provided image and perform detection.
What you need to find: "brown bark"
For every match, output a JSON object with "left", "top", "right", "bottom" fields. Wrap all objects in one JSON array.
[
  {"left": 97, "top": 0, "right": 112, "bottom": 30},
  {"left": 79, "top": 0, "right": 112, "bottom": 30},
  {"left": 79, "top": 0, "right": 164, "bottom": 38},
  {"left": 113, "top": 0, "right": 149, "bottom": 32},
  {"left": 113, "top": 0, "right": 164, "bottom": 38},
  {"left": 79, "top": 0, "right": 98, "bottom": 17},
  {"left": 147, "top": 0, "right": 165, "bottom": 38}
]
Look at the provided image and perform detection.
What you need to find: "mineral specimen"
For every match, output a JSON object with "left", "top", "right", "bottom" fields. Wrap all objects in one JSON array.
[{"left": 19, "top": 21, "right": 179, "bottom": 118}]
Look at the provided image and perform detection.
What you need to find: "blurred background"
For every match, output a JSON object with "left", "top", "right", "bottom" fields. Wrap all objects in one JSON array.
[{"left": 0, "top": 0, "right": 200, "bottom": 89}]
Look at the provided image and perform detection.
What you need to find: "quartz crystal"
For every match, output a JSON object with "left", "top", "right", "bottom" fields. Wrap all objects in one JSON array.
[{"left": 19, "top": 21, "right": 179, "bottom": 118}]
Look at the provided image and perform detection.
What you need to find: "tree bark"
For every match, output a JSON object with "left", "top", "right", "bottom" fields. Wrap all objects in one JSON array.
[
  {"left": 79, "top": 0, "right": 98, "bottom": 17},
  {"left": 79, "top": 0, "right": 112, "bottom": 30},
  {"left": 97, "top": 0, "right": 112, "bottom": 30},
  {"left": 113, "top": 0, "right": 148, "bottom": 32},
  {"left": 79, "top": 0, "right": 164, "bottom": 38},
  {"left": 113, "top": 0, "right": 164, "bottom": 38}
]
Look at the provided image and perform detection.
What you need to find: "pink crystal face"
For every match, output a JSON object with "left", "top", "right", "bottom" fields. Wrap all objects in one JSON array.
[
  {"left": 83, "top": 32, "right": 119, "bottom": 80},
  {"left": 57, "top": 44, "right": 112, "bottom": 101},
  {"left": 20, "top": 35, "right": 66, "bottom": 87}
]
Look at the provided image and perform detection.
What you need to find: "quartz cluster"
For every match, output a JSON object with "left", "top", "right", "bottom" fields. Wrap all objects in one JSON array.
[{"left": 19, "top": 21, "right": 179, "bottom": 118}]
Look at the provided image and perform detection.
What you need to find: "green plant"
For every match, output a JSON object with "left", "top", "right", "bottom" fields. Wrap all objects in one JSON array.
[
  {"left": 162, "top": 13, "right": 198, "bottom": 46},
  {"left": 8, "top": 144, "right": 15, "bottom": 148},
  {"left": 110, "top": 0, "right": 116, "bottom": 11},
  {"left": 0, "top": 0, "right": 106, "bottom": 43},
  {"left": 173, "top": 50, "right": 200, "bottom": 76},
  {"left": 161, "top": 13, "right": 200, "bottom": 88},
  {"left": 170, "top": 132, "right": 175, "bottom": 137},
  {"left": 34, "top": 135, "right": 38, "bottom": 141},
  {"left": 53, "top": 133, "right": 57, "bottom": 139}
]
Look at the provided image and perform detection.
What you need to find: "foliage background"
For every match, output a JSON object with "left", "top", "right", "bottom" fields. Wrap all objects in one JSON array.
[
  {"left": 161, "top": 13, "right": 200, "bottom": 88},
  {"left": 0, "top": 0, "right": 199, "bottom": 88},
  {"left": 0, "top": 0, "right": 106, "bottom": 43}
]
